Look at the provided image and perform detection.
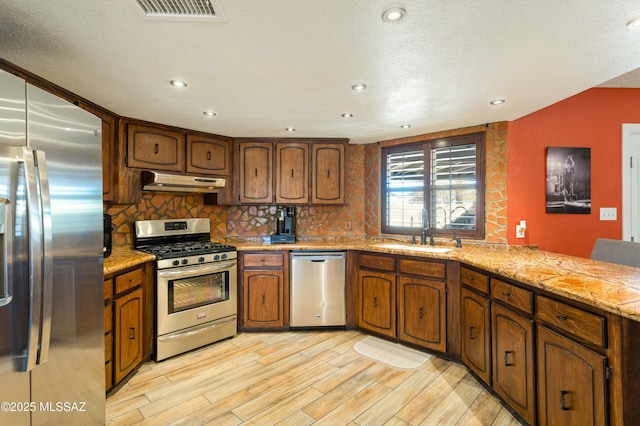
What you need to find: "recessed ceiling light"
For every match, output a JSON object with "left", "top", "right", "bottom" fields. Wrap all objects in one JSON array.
[
  {"left": 490, "top": 99, "right": 506, "bottom": 105},
  {"left": 341, "top": 113, "right": 354, "bottom": 118},
  {"left": 351, "top": 83, "right": 367, "bottom": 91},
  {"left": 170, "top": 80, "right": 187, "bottom": 88},
  {"left": 382, "top": 7, "right": 406, "bottom": 23},
  {"left": 627, "top": 16, "right": 640, "bottom": 29},
  {"left": 203, "top": 111, "right": 216, "bottom": 117},
  {"left": 285, "top": 127, "right": 295, "bottom": 132},
  {"left": 400, "top": 124, "right": 411, "bottom": 129}
]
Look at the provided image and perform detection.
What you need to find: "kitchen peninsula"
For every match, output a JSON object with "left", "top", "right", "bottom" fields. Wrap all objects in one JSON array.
[{"left": 105, "top": 239, "right": 640, "bottom": 426}]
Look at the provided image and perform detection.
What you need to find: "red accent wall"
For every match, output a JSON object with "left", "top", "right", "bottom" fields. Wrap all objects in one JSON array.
[{"left": 508, "top": 88, "right": 640, "bottom": 258}]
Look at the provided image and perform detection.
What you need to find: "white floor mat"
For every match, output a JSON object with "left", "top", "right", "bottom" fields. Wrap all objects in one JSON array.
[{"left": 354, "top": 336, "right": 430, "bottom": 370}]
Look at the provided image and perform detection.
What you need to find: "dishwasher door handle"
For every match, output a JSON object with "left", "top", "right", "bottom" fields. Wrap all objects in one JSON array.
[{"left": 311, "top": 259, "right": 325, "bottom": 263}]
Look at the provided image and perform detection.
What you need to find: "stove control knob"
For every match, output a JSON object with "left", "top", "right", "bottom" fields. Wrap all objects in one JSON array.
[
  {"left": 172, "top": 260, "right": 180, "bottom": 266},
  {"left": 221, "top": 253, "right": 228, "bottom": 260},
  {"left": 214, "top": 254, "right": 220, "bottom": 261},
  {"left": 181, "top": 259, "right": 188, "bottom": 265},
  {"left": 198, "top": 257, "right": 205, "bottom": 263}
]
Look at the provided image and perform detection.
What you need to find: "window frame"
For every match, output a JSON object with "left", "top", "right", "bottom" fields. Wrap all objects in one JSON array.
[{"left": 381, "top": 132, "right": 486, "bottom": 239}]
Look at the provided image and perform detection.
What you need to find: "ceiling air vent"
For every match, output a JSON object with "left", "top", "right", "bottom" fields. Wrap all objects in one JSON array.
[{"left": 134, "top": 0, "right": 225, "bottom": 21}]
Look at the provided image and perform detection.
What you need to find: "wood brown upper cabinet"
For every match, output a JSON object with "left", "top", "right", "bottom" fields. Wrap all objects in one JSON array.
[
  {"left": 239, "top": 141, "right": 273, "bottom": 204},
  {"left": 126, "top": 123, "right": 185, "bottom": 172},
  {"left": 275, "top": 143, "right": 308, "bottom": 204},
  {"left": 311, "top": 143, "right": 346, "bottom": 205},
  {"left": 186, "top": 134, "right": 231, "bottom": 175},
  {"left": 100, "top": 114, "right": 117, "bottom": 202},
  {"left": 236, "top": 139, "right": 347, "bottom": 205}
]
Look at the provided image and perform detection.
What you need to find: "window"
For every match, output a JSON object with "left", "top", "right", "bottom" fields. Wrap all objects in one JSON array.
[{"left": 381, "top": 132, "right": 485, "bottom": 239}]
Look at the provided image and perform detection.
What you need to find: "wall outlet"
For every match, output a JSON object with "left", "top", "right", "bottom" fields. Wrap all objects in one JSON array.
[
  {"left": 344, "top": 220, "right": 352, "bottom": 230},
  {"left": 599, "top": 207, "right": 617, "bottom": 221}
]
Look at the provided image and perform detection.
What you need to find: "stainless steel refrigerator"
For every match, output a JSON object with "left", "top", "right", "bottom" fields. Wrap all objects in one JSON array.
[{"left": 0, "top": 69, "right": 104, "bottom": 425}]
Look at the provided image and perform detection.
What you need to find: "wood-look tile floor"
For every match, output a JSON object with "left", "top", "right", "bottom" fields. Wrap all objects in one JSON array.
[{"left": 106, "top": 330, "right": 523, "bottom": 426}]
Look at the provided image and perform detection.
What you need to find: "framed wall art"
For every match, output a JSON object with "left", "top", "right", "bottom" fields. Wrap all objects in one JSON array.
[{"left": 545, "top": 147, "right": 591, "bottom": 214}]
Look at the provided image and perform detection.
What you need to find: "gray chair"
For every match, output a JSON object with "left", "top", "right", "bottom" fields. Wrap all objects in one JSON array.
[{"left": 590, "top": 238, "right": 640, "bottom": 268}]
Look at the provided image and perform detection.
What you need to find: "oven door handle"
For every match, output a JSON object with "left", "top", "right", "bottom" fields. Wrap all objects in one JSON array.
[
  {"left": 157, "top": 316, "right": 236, "bottom": 342},
  {"left": 157, "top": 259, "right": 237, "bottom": 279}
]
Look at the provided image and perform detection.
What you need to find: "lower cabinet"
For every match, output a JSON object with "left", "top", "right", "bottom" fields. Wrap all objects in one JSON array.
[
  {"left": 397, "top": 276, "right": 447, "bottom": 352},
  {"left": 356, "top": 253, "right": 450, "bottom": 353},
  {"left": 104, "top": 264, "right": 149, "bottom": 392},
  {"left": 458, "top": 265, "right": 619, "bottom": 426},
  {"left": 243, "top": 269, "right": 285, "bottom": 327},
  {"left": 492, "top": 303, "right": 535, "bottom": 425},
  {"left": 239, "top": 251, "right": 288, "bottom": 330},
  {"left": 461, "top": 287, "right": 491, "bottom": 385},
  {"left": 537, "top": 325, "right": 607, "bottom": 426},
  {"left": 358, "top": 270, "right": 396, "bottom": 337},
  {"left": 113, "top": 287, "right": 143, "bottom": 384}
]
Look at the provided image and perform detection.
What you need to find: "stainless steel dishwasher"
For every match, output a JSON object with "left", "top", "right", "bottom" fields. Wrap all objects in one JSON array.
[{"left": 290, "top": 251, "right": 346, "bottom": 327}]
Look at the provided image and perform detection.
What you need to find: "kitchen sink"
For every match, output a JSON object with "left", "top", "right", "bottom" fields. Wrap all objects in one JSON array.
[{"left": 376, "top": 243, "right": 453, "bottom": 253}]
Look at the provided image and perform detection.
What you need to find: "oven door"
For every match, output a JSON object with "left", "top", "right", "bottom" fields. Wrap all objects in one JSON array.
[{"left": 156, "top": 259, "right": 237, "bottom": 335}]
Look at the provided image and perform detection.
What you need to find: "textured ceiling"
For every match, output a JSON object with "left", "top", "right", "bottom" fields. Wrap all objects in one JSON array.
[{"left": 2, "top": 1, "right": 640, "bottom": 144}]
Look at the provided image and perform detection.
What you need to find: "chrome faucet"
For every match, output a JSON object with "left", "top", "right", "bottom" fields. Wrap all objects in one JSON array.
[{"left": 421, "top": 208, "right": 434, "bottom": 245}]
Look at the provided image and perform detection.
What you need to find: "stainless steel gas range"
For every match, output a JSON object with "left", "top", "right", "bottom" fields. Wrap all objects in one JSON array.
[{"left": 134, "top": 218, "right": 237, "bottom": 361}]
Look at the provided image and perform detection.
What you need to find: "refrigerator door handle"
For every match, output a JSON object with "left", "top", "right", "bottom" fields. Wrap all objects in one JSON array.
[
  {"left": 34, "top": 150, "right": 53, "bottom": 365},
  {"left": 22, "top": 147, "right": 43, "bottom": 372},
  {"left": 0, "top": 197, "right": 13, "bottom": 307}
]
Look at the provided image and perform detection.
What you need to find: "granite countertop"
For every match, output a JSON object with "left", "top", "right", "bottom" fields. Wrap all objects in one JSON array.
[
  {"left": 103, "top": 246, "right": 155, "bottom": 276},
  {"left": 106, "top": 238, "right": 640, "bottom": 322}
]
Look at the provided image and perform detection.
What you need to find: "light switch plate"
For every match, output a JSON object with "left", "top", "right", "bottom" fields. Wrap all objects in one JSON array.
[{"left": 599, "top": 207, "right": 617, "bottom": 221}]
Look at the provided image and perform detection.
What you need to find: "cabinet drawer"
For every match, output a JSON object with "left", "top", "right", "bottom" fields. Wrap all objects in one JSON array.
[
  {"left": 104, "top": 278, "right": 113, "bottom": 300},
  {"left": 536, "top": 295, "right": 606, "bottom": 347},
  {"left": 359, "top": 253, "right": 396, "bottom": 272},
  {"left": 243, "top": 252, "right": 284, "bottom": 268},
  {"left": 104, "top": 302, "right": 112, "bottom": 333},
  {"left": 115, "top": 268, "right": 144, "bottom": 294},
  {"left": 398, "top": 258, "right": 445, "bottom": 279},
  {"left": 461, "top": 267, "right": 489, "bottom": 294},
  {"left": 491, "top": 278, "right": 533, "bottom": 313}
]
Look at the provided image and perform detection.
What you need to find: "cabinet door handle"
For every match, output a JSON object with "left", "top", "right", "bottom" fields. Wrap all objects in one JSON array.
[
  {"left": 129, "top": 327, "right": 135, "bottom": 340},
  {"left": 255, "top": 168, "right": 258, "bottom": 177},
  {"left": 373, "top": 297, "right": 378, "bottom": 308},
  {"left": 469, "top": 326, "right": 476, "bottom": 339},
  {"left": 557, "top": 315, "right": 568, "bottom": 321},
  {"left": 207, "top": 151, "right": 211, "bottom": 161},
  {"left": 560, "top": 390, "right": 570, "bottom": 411},
  {"left": 262, "top": 294, "right": 265, "bottom": 304},
  {"left": 154, "top": 143, "right": 159, "bottom": 154},
  {"left": 502, "top": 291, "right": 511, "bottom": 297},
  {"left": 327, "top": 169, "right": 330, "bottom": 178},
  {"left": 291, "top": 169, "right": 294, "bottom": 178},
  {"left": 504, "top": 350, "right": 514, "bottom": 366},
  {"left": 419, "top": 307, "right": 423, "bottom": 319}
]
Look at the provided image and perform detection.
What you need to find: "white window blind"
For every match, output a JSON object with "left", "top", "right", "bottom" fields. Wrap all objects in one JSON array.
[
  {"left": 430, "top": 143, "right": 477, "bottom": 230},
  {"left": 385, "top": 150, "right": 424, "bottom": 229}
]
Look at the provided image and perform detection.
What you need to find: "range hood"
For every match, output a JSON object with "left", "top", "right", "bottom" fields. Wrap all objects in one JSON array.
[{"left": 141, "top": 171, "right": 225, "bottom": 193}]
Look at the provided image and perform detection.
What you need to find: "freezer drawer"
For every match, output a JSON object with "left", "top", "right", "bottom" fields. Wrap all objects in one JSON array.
[{"left": 290, "top": 251, "right": 346, "bottom": 327}]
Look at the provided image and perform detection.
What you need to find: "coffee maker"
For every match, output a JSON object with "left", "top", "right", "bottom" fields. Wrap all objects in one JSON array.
[{"left": 270, "top": 206, "right": 296, "bottom": 243}]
